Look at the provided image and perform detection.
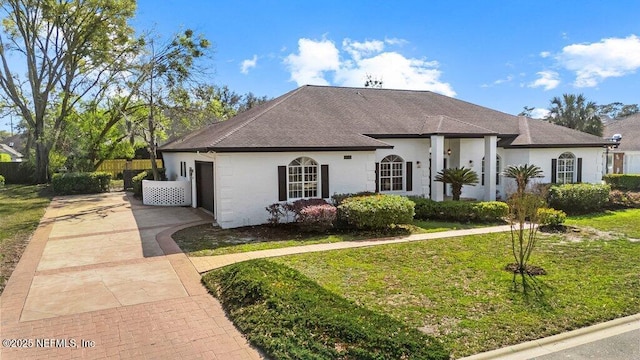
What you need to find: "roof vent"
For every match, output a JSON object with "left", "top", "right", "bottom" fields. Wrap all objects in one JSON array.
[
  {"left": 9, "top": 142, "right": 14, "bottom": 147},
  {"left": 612, "top": 134, "right": 622, "bottom": 142}
]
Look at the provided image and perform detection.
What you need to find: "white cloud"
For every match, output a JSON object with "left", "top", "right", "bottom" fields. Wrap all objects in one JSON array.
[
  {"left": 284, "top": 38, "right": 340, "bottom": 86},
  {"left": 481, "top": 75, "right": 514, "bottom": 88},
  {"left": 384, "top": 37, "right": 408, "bottom": 46},
  {"left": 528, "top": 70, "right": 560, "bottom": 90},
  {"left": 531, "top": 108, "right": 550, "bottom": 119},
  {"left": 557, "top": 35, "right": 640, "bottom": 87},
  {"left": 284, "top": 37, "right": 455, "bottom": 96},
  {"left": 240, "top": 55, "right": 258, "bottom": 74},
  {"left": 539, "top": 51, "right": 551, "bottom": 58}
]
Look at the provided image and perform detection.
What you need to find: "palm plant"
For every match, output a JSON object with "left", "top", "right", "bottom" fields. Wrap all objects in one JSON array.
[
  {"left": 502, "top": 164, "right": 545, "bottom": 291},
  {"left": 434, "top": 167, "right": 479, "bottom": 201},
  {"left": 502, "top": 164, "right": 543, "bottom": 195},
  {"left": 546, "top": 93, "right": 603, "bottom": 136}
]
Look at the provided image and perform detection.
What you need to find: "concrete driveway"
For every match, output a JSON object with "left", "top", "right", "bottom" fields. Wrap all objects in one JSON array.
[{"left": 0, "top": 192, "right": 262, "bottom": 359}]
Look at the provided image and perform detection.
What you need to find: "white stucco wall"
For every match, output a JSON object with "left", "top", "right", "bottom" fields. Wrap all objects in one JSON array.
[
  {"left": 375, "top": 138, "right": 431, "bottom": 197},
  {"left": 163, "top": 144, "right": 606, "bottom": 229},
  {"left": 622, "top": 151, "right": 640, "bottom": 174}
]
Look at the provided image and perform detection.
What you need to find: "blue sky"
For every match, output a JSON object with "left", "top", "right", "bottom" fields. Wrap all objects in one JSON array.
[{"left": 3, "top": 0, "right": 640, "bottom": 132}]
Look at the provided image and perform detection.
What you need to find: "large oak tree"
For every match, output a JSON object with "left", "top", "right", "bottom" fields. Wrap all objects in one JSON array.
[{"left": 0, "top": 0, "right": 137, "bottom": 182}]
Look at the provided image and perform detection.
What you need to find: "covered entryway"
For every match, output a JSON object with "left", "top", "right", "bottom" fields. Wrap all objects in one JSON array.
[{"left": 195, "top": 161, "right": 214, "bottom": 214}]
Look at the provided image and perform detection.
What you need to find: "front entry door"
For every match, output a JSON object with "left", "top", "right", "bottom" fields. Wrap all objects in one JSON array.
[{"left": 195, "top": 161, "right": 214, "bottom": 213}]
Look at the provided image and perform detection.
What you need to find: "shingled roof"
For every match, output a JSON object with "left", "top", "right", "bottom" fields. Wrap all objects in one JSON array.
[
  {"left": 161, "top": 85, "right": 608, "bottom": 152},
  {"left": 604, "top": 113, "right": 640, "bottom": 151}
]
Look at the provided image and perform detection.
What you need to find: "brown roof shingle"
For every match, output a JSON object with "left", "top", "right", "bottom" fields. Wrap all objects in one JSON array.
[
  {"left": 161, "top": 85, "right": 608, "bottom": 152},
  {"left": 604, "top": 113, "right": 640, "bottom": 151}
]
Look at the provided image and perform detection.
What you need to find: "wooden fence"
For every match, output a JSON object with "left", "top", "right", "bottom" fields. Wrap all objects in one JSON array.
[{"left": 96, "top": 159, "right": 163, "bottom": 178}]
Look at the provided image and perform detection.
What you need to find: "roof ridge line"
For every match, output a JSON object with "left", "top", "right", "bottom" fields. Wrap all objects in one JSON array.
[
  {"left": 519, "top": 116, "right": 532, "bottom": 145},
  {"left": 426, "top": 114, "right": 497, "bottom": 134},
  {"left": 210, "top": 87, "right": 304, "bottom": 147}
]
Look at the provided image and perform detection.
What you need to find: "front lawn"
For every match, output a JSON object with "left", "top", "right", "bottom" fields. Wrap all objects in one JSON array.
[
  {"left": 270, "top": 228, "right": 640, "bottom": 358},
  {"left": 0, "top": 184, "right": 52, "bottom": 294},
  {"left": 565, "top": 208, "right": 640, "bottom": 238},
  {"left": 173, "top": 219, "right": 497, "bottom": 256}
]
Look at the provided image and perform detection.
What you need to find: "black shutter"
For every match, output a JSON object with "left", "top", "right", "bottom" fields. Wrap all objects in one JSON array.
[
  {"left": 375, "top": 162, "right": 380, "bottom": 193},
  {"left": 576, "top": 158, "right": 582, "bottom": 183},
  {"left": 321, "top": 164, "right": 329, "bottom": 198},
  {"left": 551, "top": 159, "right": 557, "bottom": 184},
  {"left": 406, "top": 162, "right": 413, "bottom": 191},
  {"left": 278, "top": 166, "right": 287, "bottom": 201}
]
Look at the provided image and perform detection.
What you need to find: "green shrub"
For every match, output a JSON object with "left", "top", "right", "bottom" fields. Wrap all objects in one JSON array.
[
  {"left": 472, "top": 201, "right": 510, "bottom": 222},
  {"left": 537, "top": 208, "right": 567, "bottom": 227},
  {"left": 411, "top": 197, "right": 508, "bottom": 222},
  {"left": 338, "top": 194, "right": 415, "bottom": 229},
  {"left": 203, "top": 260, "right": 449, "bottom": 360},
  {"left": 603, "top": 174, "right": 640, "bottom": 191},
  {"left": 51, "top": 172, "right": 112, "bottom": 195},
  {"left": 0, "top": 174, "right": 4, "bottom": 186},
  {"left": 547, "top": 183, "right": 610, "bottom": 214},
  {"left": 331, "top": 191, "right": 376, "bottom": 205},
  {"left": 131, "top": 168, "right": 166, "bottom": 198}
]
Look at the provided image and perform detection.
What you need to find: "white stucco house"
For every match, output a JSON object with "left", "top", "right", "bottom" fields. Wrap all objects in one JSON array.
[
  {"left": 160, "top": 85, "right": 609, "bottom": 229},
  {"left": 603, "top": 113, "right": 640, "bottom": 175}
]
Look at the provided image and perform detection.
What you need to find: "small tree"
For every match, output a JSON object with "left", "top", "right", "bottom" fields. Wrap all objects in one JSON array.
[
  {"left": 434, "top": 167, "right": 479, "bottom": 201},
  {"left": 503, "top": 164, "right": 545, "bottom": 293}
]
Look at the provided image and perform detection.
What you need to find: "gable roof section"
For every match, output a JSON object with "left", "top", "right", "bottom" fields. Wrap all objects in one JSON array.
[
  {"left": 604, "top": 113, "right": 640, "bottom": 151},
  {"left": 0, "top": 143, "right": 23, "bottom": 158},
  {"left": 161, "top": 85, "right": 607, "bottom": 152}
]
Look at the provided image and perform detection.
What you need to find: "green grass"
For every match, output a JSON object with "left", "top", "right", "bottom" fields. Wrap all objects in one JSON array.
[
  {"left": 203, "top": 260, "right": 449, "bottom": 360},
  {"left": 565, "top": 208, "right": 640, "bottom": 238},
  {"left": 272, "top": 228, "right": 640, "bottom": 358},
  {"left": 173, "top": 220, "right": 498, "bottom": 256},
  {"left": 0, "top": 184, "right": 52, "bottom": 294}
]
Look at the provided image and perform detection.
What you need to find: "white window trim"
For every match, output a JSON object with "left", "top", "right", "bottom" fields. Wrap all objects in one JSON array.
[
  {"left": 380, "top": 155, "right": 404, "bottom": 192},
  {"left": 557, "top": 152, "right": 576, "bottom": 184},
  {"left": 287, "top": 156, "right": 319, "bottom": 200}
]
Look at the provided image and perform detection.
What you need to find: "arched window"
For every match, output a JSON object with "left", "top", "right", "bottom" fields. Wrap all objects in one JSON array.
[
  {"left": 380, "top": 155, "right": 404, "bottom": 191},
  {"left": 288, "top": 157, "right": 318, "bottom": 199},
  {"left": 481, "top": 155, "right": 501, "bottom": 186},
  {"left": 557, "top": 152, "right": 575, "bottom": 184}
]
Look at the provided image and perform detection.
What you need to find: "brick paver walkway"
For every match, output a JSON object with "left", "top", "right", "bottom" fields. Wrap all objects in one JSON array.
[{"left": 0, "top": 193, "right": 262, "bottom": 360}]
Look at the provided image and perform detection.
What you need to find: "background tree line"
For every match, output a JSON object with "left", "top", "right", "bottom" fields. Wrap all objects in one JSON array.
[
  {"left": 0, "top": 0, "right": 267, "bottom": 182},
  {"left": 520, "top": 94, "right": 639, "bottom": 137}
]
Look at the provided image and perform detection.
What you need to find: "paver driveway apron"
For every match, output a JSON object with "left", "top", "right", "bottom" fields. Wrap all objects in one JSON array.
[{"left": 0, "top": 192, "right": 262, "bottom": 360}]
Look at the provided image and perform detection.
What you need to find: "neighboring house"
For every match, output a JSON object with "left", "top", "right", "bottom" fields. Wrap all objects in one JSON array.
[
  {"left": 603, "top": 113, "right": 640, "bottom": 175},
  {"left": 160, "top": 85, "right": 609, "bottom": 229},
  {"left": 0, "top": 143, "right": 23, "bottom": 162}
]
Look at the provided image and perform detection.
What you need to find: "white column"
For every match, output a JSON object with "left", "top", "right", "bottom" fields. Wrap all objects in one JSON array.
[
  {"left": 430, "top": 135, "right": 444, "bottom": 201},
  {"left": 484, "top": 135, "right": 497, "bottom": 201}
]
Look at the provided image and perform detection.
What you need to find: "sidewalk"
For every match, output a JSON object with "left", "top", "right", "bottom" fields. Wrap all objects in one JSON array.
[
  {"left": 189, "top": 224, "right": 515, "bottom": 272},
  {"left": 0, "top": 192, "right": 262, "bottom": 360}
]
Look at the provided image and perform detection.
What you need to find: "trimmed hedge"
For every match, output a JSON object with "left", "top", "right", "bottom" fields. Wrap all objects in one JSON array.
[
  {"left": 338, "top": 194, "right": 415, "bottom": 229},
  {"left": 547, "top": 183, "right": 610, "bottom": 214},
  {"left": 411, "top": 197, "right": 509, "bottom": 223},
  {"left": 331, "top": 191, "right": 376, "bottom": 206},
  {"left": 52, "top": 172, "right": 111, "bottom": 195},
  {"left": 603, "top": 174, "right": 640, "bottom": 191},
  {"left": 203, "top": 260, "right": 449, "bottom": 360}
]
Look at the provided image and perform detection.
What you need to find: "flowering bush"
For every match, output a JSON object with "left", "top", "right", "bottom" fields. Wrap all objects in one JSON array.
[{"left": 298, "top": 204, "right": 337, "bottom": 232}]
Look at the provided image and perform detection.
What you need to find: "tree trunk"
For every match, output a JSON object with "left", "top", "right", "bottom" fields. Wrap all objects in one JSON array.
[{"left": 452, "top": 185, "right": 462, "bottom": 201}]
